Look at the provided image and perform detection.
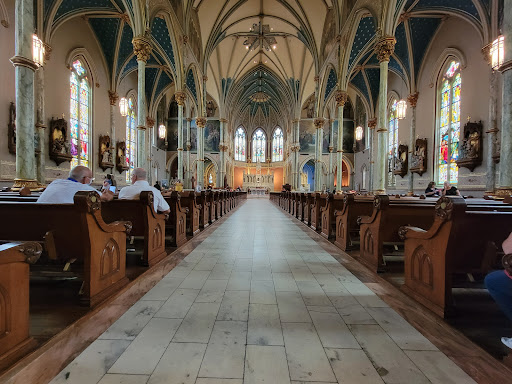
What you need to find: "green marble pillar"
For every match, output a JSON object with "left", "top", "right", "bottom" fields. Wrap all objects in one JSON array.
[
  {"left": 407, "top": 93, "right": 418, "bottom": 195},
  {"left": 335, "top": 91, "right": 347, "bottom": 191},
  {"left": 176, "top": 92, "right": 186, "bottom": 181},
  {"left": 196, "top": 117, "right": 206, "bottom": 187}
]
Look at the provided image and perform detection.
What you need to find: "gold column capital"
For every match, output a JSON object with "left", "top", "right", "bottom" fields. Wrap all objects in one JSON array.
[
  {"left": 132, "top": 36, "right": 152, "bottom": 62},
  {"left": 146, "top": 116, "right": 155, "bottom": 128},
  {"left": 186, "top": 117, "right": 192, "bottom": 122},
  {"left": 374, "top": 36, "right": 396, "bottom": 63},
  {"left": 108, "top": 90, "right": 119, "bottom": 106},
  {"left": 44, "top": 43, "right": 52, "bottom": 63},
  {"left": 175, "top": 91, "right": 186, "bottom": 106},
  {"left": 292, "top": 119, "right": 300, "bottom": 124},
  {"left": 368, "top": 118, "right": 377, "bottom": 129},
  {"left": 335, "top": 90, "right": 348, "bottom": 107},
  {"left": 196, "top": 117, "right": 207, "bottom": 128},
  {"left": 407, "top": 92, "right": 419, "bottom": 108},
  {"left": 314, "top": 118, "right": 325, "bottom": 129},
  {"left": 220, "top": 118, "right": 228, "bottom": 124}
]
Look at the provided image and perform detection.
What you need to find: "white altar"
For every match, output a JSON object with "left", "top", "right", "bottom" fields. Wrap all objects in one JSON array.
[{"left": 243, "top": 170, "right": 274, "bottom": 192}]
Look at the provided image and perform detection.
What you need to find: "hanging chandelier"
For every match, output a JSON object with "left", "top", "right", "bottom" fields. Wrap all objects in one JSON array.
[
  {"left": 491, "top": 35, "right": 505, "bottom": 70},
  {"left": 397, "top": 99, "right": 407, "bottom": 120},
  {"left": 243, "top": 21, "right": 278, "bottom": 52},
  {"left": 249, "top": 92, "right": 270, "bottom": 103},
  {"left": 355, "top": 126, "right": 364, "bottom": 141}
]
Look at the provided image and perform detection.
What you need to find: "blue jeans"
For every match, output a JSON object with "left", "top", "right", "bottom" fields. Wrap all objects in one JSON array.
[{"left": 485, "top": 270, "right": 512, "bottom": 322}]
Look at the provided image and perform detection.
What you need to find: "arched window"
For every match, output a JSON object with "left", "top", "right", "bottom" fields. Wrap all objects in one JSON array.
[
  {"left": 272, "top": 127, "right": 283, "bottom": 162},
  {"left": 437, "top": 61, "right": 461, "bottom": 185},
  {"left": 126, "top": 97, "right": 137, "bottom": 182},
  {"left": 252, "top": 128, "right": 266, "bottom": 163},
  {"left": 70, "top": 59, "right": 90, "bottom": 168},
  {"left": 387, "top": 100, "right": 399, "bottom": 186},
  {"left": 235, "top": 127, "right": 246, "bottom": 161}
]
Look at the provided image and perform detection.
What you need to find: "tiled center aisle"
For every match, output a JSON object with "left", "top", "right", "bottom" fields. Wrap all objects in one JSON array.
[{"left": 50, "top": 198, "right": 476, "bottom": 384}]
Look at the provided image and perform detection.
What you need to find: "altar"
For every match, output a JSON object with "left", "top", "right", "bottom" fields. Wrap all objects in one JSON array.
[
  {"left": 250, "top": 188, "right": 267, "bottom": 196},
  {"left": 243, "top": 169, "right": 274, "bottom": 192}
]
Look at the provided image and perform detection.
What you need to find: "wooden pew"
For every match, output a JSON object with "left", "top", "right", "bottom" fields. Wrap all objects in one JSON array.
[
  {"left": 358, "top": 195, "right": 437, "bottom": 273},
  {"left": 320, "top": 193, "right": 344, "bottom": 239},
  {"left": 334, "top": 194, "right": 374, "bottom": 251},
  {"left": 0, "top": 242, "right": 41, "bottom": 371},
  {"left": 179, "top": 191, "right": 201, "bottom": 237},
  {"left": 399, "top": 197, "right": 512, "bottom": 317},
  {"left": 297, "top": 193, "right": 305, "bottom": 221},
  {"left": 303, "top": 193, "right": 313, "bottom": 225},
  {"left": 207, "top": 191, "right": 216, "bottom": 224},
  {"left": 0, "top": 191, "right": 131, "bottom": 306},
  {"left": 102, "top": 191, "right": 168, "bottom": 267},
  {"left": 310, "top": 193, "right": 323, "bottom": 231},
  {"left": 164, "top": 192, "right": 188, "bottom": 248},
  {"left": 197, "top": 191, "right": 210, "bottom": 229}
]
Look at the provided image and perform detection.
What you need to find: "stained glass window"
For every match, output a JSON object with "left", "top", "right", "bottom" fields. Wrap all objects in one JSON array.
[
  {"left": 70, "top": 59, "right": 90, "bottom": 168},
  {"left": 252, "top": 128, "right": 266, "bottom": 163},
  {"left": 387, "top": 100, "right": 399, "bottom": 186},
  {"left": 272, "top": 127, "right": 284, "bottom": 162},
  {"left": 437, "top": 61, "right": 460, "bottom": 185},
  {"left": 126, "top": 98, "right": 137, "bottom": 182},
  {"left": 235, "top": 127, "right": 246, "bottom": 161}
]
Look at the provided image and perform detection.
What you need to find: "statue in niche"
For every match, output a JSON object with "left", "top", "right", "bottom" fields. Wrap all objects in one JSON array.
[
  {"left": 410, "top": 138, "right": 427, "bottom": 175},
  {"left": 116, "top": 141, "right": 129, "bottom": 173},
  {"left": 301, "top": 172, "right": 308, "bottom": 186},
  {"left": 206, "top": 100, "right": 217, "bottom": 117},
  {"left": 99, "top": 135, "right": 114, "bottom": 171},
  {"left": 8, "top": 102, "right": 16, "bottom": 154},
  {"left": 393, "top": 144, "right": 408, "bottom": 177},
  {"left": 49, "top": 117, "right": 72, "bottom": 165},
  {"left": 457, "top": 121, "right": 483, "bottom": 172}
]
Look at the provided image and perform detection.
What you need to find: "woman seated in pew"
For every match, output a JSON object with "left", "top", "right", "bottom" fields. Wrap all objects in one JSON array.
[
  {"left": 38, "top": 166, "right": 114, "bottom": 204},
  {"left": 118, "top": 168, "right": 170, "bottom": 214},
  {"left": 442, "top": 181, "right": 460, "bottom": 196},
  {"left": 485, "top": 232, "right": 512, "bottom": 349},
  {"left": 424, "top": 181, "right": 441, "bottom": 197}
]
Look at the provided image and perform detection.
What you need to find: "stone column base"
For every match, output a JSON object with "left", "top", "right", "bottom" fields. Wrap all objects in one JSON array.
[
  {"left": 373, "top": 189, "right": 386, "bottom": 195},
  {"left": 12, "top": 178, "right": 45, "bottom": 191}
]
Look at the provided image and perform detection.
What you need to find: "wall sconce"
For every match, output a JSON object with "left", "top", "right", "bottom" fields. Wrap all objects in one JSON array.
[
  {"left": 355, "top": 126, "right": 363, "bottom": 141},
  {"left": 491, "top": 35, "right": 505, "bottom": 71},
  {"left": 32, "top": 34, "right": 45, "bottom": 67},
  {"left": 158, "top": 124, "right": 166, "bottom": 139},
  {"left": 119, "top": 97, "right": 128, "bottom": 117},
  {"left": 397, "top": 99, "right": 407, "bottom": 120}
]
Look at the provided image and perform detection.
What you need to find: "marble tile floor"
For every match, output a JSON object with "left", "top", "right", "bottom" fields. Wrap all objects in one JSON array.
[{"left": 50, "top": 199, "right": 478, "bottom": 384}]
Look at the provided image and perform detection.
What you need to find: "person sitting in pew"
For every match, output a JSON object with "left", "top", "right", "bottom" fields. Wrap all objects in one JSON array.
[
  {"left": 485, "top": 232, "right": 512, "bottom": 349},
  {"left": 37, "top": 166, "right": 114, "bottom": 204},
  {"left": 424, "top": 181, "right": 440, "bottom": 197},
  {"left": 442, "top": 181, "right": 460, "bottom": 196},
  {"left": 119, "top": 168, "right": 170, "bottom": 214}
]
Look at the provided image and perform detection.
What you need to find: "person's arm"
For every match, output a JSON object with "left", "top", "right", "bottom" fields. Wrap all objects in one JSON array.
[
  {"left": 99, "top": 190, "right": 114, "bottom": 202},
  {"left": 156, "top": 192, "right": 171, "bottom": 214}
]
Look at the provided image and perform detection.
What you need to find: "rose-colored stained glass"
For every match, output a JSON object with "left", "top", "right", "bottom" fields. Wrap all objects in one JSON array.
[
  {"left": 252, "top": 128, "right": 266, "bottom": 163},
  {"left": 445, "top": 61, "right": 460, "bottom": 78},
  {"left": 126, "top": 99, "right": 137, "bottom": 182},
  {"left": 70, "top": 60, "right": 90, "bottom": 168}
]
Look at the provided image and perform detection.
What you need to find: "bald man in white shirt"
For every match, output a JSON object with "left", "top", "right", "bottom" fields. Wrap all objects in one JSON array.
[
  {"left": 37, "top": 166, "right": 113, "bottom": 204},
  {"left": 118, "top": 168, "right": 170, "bottom": 214}
]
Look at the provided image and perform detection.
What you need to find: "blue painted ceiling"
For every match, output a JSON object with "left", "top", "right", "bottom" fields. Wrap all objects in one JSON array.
[
  {"left": 151, "top": 17, "right": 176, "bottom": 70},
  {"left": 89, "top": 17, "right": 120, "bottom": 74},
  {"left": 364, "top": 68, "right": 380, "bottom": 108},
  {"left": 350, "top": 71, "right": 369, "bottom": 106},
  {"left": 145, "top": 67, "right": 159, "bottom": 105},
  {"left": 409, "top": 17, "right": 441, "bottom": 78},
  {"left": 186, "top": 69, "right": 198, "bottom": 104},
  {"left": 324, "top": 68, "right": 337, "bottom": 102},
  {"left": 348, "top": 17, "right": 376, "bottom": 70}
]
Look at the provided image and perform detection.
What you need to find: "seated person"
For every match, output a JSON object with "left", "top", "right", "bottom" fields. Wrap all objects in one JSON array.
[
  {"left": 153, "top": 181, "right": 162, "bottom": 191},
  {"left": 424, "top": 181, "right": 440, "bottom": 197},
  {"left": 485, "top": 232, "right": 512, "bottom": 349},
  {"left": 442, "top": 181, "right": 460, "bottom": 196},
  {"left": 38, "top": 166, "right": 113, "bottom": 204},
  {"left": 119, "top": 168, "right": 170, "bottom": 214}
]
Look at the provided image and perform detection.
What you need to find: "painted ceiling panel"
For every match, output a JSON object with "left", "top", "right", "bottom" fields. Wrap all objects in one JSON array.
[
  {"left": 155, "top": 71, "right": 173, "bottom": 102},
  {"left": 409, "top": 17, "right": 441, "bottom": 78},
  {"left": 389, "top": 56, "right": 405, "bottom": 79},
  {"left": 349, "top": 17, "right": 376, "bottom": 70},
  {"left": 145, "top": 67, "right": 159, "bottom": 105},
  {"left": 364, "top": 68, "right": 380, "bottom": 108},
  {"left": 151, "top": 17, "right": 176, "bottom": 70},
  {"left": 350, "top": 71, "right": 369, "bottom": 107},
  {"left": 89, "top": 18, "right": 120, "bottom": 73},
  {"left": 403, "top": 0, "right": 417, "bottom": 12},
  {"left": 394, "top": 22, "right": 410, "bottom": 74},
  {"left": 121, "top": 55, "right": 138, "bottom": 78},
  {"left": 324, "top": 68, "right": 337, "bottom": 102},
  {"left": 413, "top": 0, "right": 480, "bottom": 21},
  {"left": 54, "top": 0, "right": 117, "bottom": 22},
  {"left": 366, "top": 54, "right": 380, "bottom": 67},
  {"left": 117, "top": 23, "right": 134, "bottom": 75},
  {"left": 44, "top": 0, "right": 57, "bottom": 20},
  {"left": 187, "top": 69, "right": 198, "bottom": 104}
]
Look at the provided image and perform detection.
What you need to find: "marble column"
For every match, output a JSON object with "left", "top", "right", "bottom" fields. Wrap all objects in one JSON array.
[
  {"left": 335, "top": 91, "right": 347, "bottom": 191},
  {"left": 196, "top": 117, "right": 206, "bottom": 187},
  {"left": 407, "top": 93, "right": 418, "bottom": 195},
  {"left": 108, "top": 90, "right": 118, "bottom": 177},
  {"left": 186, "top": 117, "right": 192, "bottom": 188},
  {"left": 373, "top": 36, "right": 396, "bottom": 194},
  {"left": 132, "top": 36, "right": 152, "bottom": 172},
  {"left": 368, "top": 118, "right": 377, "bottom": 192},
  {"left": 35, "top": 64, "right": 46, "bottom": 185},
  {"left": 146, "top": 117, "right": 155, "bottom": 184},
  {"left": 482, "top": 59, "right": 499, "bottom": 194},
  {"left": 314, "top": 118, "right": 325, "bottom": 191},
  {"left": 219, "top": 118, "right": 227, "bottom": 187},
  {"left": 294, "top": 119, "right": 300, "bottom": 189},
  {"left": 10, "top": 0, "right": 38, "bottom": 189},
  {"left": 328, "top": 119, "right": 335, "bottom": 190},
  {"left": 175, "top": 91, "right": 186, "bottom": 181}
]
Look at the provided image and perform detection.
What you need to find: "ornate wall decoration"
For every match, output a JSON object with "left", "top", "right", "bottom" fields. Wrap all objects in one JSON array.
[
  {"left": 116, "top": 141, "right": 129, "bottom": 174},
  {"left": 99, "top": 135, "right": 114, "bottom": 171},
  {"left": 410, "top": 138, "right": 427, "bottom": 176},
  {"left": 457, "top": 121, "right": 483, "bottom": 172},
  {"left": 49, "top": 117, "right": 73, "bottom": 166},
  {"left": 393, "top": 144, "right": 408, "bottom": 177}
]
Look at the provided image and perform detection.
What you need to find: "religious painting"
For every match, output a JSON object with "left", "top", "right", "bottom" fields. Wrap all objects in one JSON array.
[
  {"left": 204, "top": 119, "right": 220, "bottom": 152},
  {"left": 301, "top": 96, "right": 315, "bottom": 119},
  {"left": 299, "top": 120, "right": 315, "bottom": 154},
  {"left": 190, "top": 120, "right": 197, "bottom": 152}
]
